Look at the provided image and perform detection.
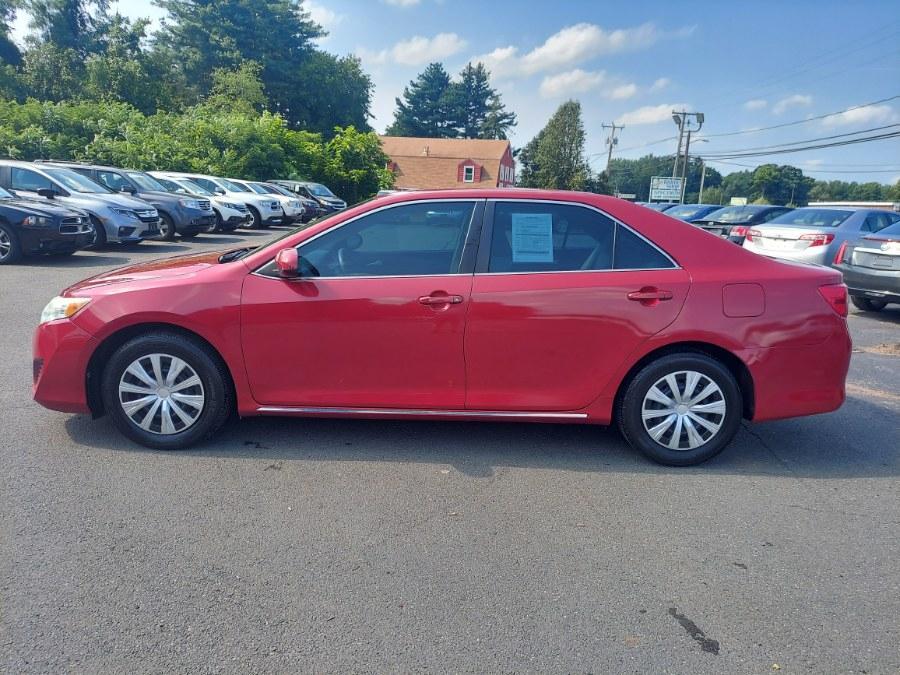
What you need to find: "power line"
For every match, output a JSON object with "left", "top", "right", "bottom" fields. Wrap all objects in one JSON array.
[
  {"left": 701, "top": 123, "right": 900, "bottom": 155},
  {"left": 704, "top": 130, "right": 900, "bottom": 159},
  {"left": 706, "top": 159, "right": 900, "bottom": 174}
]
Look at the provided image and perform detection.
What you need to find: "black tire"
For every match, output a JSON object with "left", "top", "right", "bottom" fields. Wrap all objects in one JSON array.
[
  {"left": 180, "top": 229, "right": 199, "bottom": 240},
  {"left": 210, "top": 211, "right": 223, "bottom": 233},
  {"left": 87, "top": 216, "right": 107, "bottom": 249},
  {"left": 616, "top": 353, "right": 743, "bottom": 466},
  {"left": 851, "top": 296, "right": 887, "bottom": 312},
  {"left": 247, "top": 206, "right": 263, "bottom": 229},
  {"left": 158, "top": 213, "right": 176, "bottom": 241},
  {"left": 101, "top": 331, "right": 233, "bottom": 450},
  {"left": 0, "top": 222, "right": 23, "bottom": 264}
]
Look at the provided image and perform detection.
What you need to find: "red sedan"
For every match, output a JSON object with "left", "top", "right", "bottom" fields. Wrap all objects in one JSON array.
[{"left": 32, "top": 190, "right": 851, "bottom": 465}]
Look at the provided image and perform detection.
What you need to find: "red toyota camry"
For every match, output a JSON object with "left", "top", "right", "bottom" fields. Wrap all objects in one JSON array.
[{"left": 32, "top": 190, "right": 851, "bottom": 465}]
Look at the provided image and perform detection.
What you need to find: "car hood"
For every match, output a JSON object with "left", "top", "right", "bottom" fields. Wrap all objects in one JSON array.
[
  {"left": 80, "top": 192, "right": 155, "bottom": 209},
  {"left": 0, "top": 197, "right": 86, "bottom": 218},
  {"left": 64, "top": 250, "right": 225, "bottom": 295}
]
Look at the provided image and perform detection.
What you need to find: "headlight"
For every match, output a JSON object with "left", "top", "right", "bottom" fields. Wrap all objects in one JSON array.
[
  {"left": 222, "top": 202, "right": 241, "bottom": 210},
  {"left": 23, "top": 215, "right": 53, "bottom": 227},
  {"left": 179, "top": 198, "right": 202, "bottom": 209},
  {"left": 290, "top": 201, "right": 300, "bottom": 208},
  {"left": 111, "top": 208, "right": 139, "bottom": 220},
  {"left": 40, "top": 296, "right": 91, "bottom": 324}
]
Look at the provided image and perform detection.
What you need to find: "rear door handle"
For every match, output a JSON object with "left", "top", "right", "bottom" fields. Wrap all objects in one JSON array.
[
  {"left": 627, "top": 287, "right": 673, "bottom": 305},
  {"left": 418, "top": 294, "right": 464, "bottom": 305}
]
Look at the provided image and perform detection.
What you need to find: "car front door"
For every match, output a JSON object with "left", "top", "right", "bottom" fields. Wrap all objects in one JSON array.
[
  {"left": 241, "top": 200, "right": 482, "bottom": 409},
  {"left": 464, "top": 200, "right": 691, "bottom": 412}
]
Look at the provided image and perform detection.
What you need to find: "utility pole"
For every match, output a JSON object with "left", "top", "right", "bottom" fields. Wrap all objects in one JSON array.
[
  {"left": 698, "top": 160, "right": 707, "bottom": 203},
  {"left": 602, "top": 123, "right": 623, "bottom": 191},
  {"left": 671, "top": 111, "right": 704, "bottom": 202},
  {"left": 671, "top": 111, "right": 686, "bottom": 178}
]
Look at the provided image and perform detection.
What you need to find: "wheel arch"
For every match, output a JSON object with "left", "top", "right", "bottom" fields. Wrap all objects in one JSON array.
[
  {"left": 612, "top": 341, "right": 755, "bottom": 421},
  {"left": 85, "top": 322, "right": 237, "bottom": 417}
]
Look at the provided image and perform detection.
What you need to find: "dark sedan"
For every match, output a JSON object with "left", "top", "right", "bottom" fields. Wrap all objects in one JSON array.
[
  {"left": 663, "top": 204, "right": 723, "bottom": 222},
  {"left": 0, "top": 184, "right": 93, "bottom": 264},
  {"left": 640, "top": 202, "right": 678, "bottom": 212},
  {"left": 691, "top": 205, "right": 793, "bottom": 244},
  {"left": 834, "top": 220, "right": 900, "bottom": 312}
]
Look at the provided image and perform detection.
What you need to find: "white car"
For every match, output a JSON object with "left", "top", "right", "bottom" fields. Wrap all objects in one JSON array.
[
  {"left": 149, "top": 173, "right": 250, "bottom": 232},
  {"left": 156, "top": 172, "right": 283, "bottom": 229},
  {"left": 229, "top": 179, "right": 305, "bottom": 224}
]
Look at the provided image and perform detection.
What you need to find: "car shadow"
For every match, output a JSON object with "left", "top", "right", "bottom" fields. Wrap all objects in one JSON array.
[
  {"left": 850, "top": 306, "right": 900, "bottom": 324},
  {"left": 63, "top": 391, "right": 899, "bottom": 480}
]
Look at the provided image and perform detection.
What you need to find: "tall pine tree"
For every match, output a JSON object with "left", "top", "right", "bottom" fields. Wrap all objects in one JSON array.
[
  {"left": 518, "top": 101, "right": 589, "bottom": 191},
  {"left": 386, "top": 62, "right": 456, "bottom": 138}
]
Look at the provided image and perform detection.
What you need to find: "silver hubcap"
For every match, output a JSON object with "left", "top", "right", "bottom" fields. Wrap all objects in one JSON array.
[
  {"left": 0, "top": 229, "right": 11, "bottom": 259},
  {"left": 118, "top": 354, "right": 205, "bottom": 435},
  {"left": 642, "top": 370, "right": 727, "bottom": 451}
]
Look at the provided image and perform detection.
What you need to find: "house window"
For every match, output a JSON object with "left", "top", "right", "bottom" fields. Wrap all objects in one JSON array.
[{"left": 463, "top": 166, "right": 475, "bottom": 183}]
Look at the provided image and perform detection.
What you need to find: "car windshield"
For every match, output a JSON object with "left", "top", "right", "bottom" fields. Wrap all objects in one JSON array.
[
  {"left": 246, "top": 183, "right": 270, "bottom": 195},
  {"left": 702, "top": 206, "right": 761, "bottom": 222},
  {"left": 665, "top": 205, "right": 712, "bottom": 219},
  {"left": 43, "top": 167, "right": 112, "bottom": 194},
  {"left": 178, "top": 179, "right": 213, "bottom": 196},
  {"left": 220, "top": 179, "right": 249, "bottom": 192},
  {"left": 306, "top": 183, "right": 335, "bottom": 198},
  {"left": 126, "top": 172, "right": 167, "bottom": 192},
  {"left": 767, "top": 209, "right": 852, "bottom": 228},
  {"left": 266, "top": 184, "right": 294, "bottom": 197},
  {"left": 0, "top": 185, "right": 13, "bottom": 199}
]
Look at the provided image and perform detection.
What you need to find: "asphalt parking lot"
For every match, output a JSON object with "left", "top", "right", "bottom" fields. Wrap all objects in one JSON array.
[{"left": 1, "top": 229, "right": 898, "bottom": 673}]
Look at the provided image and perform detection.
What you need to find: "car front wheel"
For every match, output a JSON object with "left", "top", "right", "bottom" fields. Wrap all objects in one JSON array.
[
  {"left": 617, "top": 353, "right": 743, "bottom": 466},
  {"left": 158, "top": 213, "right": 176, "bottom": 241},
  {"left": 0, "top": 222, "right": 22, "bottom": 264},
  {"left": 101, "top": 332, "right": 233, "bottom": 450}
]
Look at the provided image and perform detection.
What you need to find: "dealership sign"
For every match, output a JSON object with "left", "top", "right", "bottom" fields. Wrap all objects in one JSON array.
[{"left": 649, "top": 176, "right": 684, "bottom": 201}]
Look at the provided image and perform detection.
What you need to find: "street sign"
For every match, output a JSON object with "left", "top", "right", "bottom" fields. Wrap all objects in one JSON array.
[
  {"left": 616, "top": 193, "right": 637, "bottom": 199},
  {"left": 730, "top": 197, "right": 748, "bottom": 206},
  {"left": 649, "top": 176, "right": 684, "bottom": 201}
]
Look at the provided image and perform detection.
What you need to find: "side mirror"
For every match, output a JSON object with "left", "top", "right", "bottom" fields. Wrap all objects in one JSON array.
[
  {"left": 275, "top": 248, "right": 298, "bottom": 278},
  {"left": 214, "top": 188, "right": 226, "bottom": 195},
  {"left": 37, "top": 188, "right": 56, "bottom": 199},
  {"left": 120, "top": 184, "right": 136, "bottom": 194}
]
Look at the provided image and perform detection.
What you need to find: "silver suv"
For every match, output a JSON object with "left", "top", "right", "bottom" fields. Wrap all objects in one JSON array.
[{"left": 0, "top": 161, "right": 159, "bottom": 246}]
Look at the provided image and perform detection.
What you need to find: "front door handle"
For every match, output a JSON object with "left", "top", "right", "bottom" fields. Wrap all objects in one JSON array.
[
  {"left": 418, "top": 293, "right": 464, "bottom": 306},
  {"left": 627, "top": 287, "right": 673, "bottom": 306}
]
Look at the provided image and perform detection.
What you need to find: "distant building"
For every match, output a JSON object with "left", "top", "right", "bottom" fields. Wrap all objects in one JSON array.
[{"left": 379, "top": 136, "right": 515, "bottom": 190}]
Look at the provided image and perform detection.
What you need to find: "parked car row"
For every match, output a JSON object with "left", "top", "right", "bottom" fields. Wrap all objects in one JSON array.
[
  {"left": 0, "top": 158, "right": 346, "bottom": 264},
  {"left": 643, "top": 200, "right": 900, "bottom": 311}
]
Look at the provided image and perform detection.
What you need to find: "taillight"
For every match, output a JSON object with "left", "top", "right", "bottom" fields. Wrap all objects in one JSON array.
[
  {"left": 746, "top": 228, "right": 761, "bottom": 241},
  {"left": 800, "top": 233, "right": 835, "bottom": 247},
  {"left": 833, "top": 241, "right": 848, "bottom": 264},
  {"left": 818, "top": 283, "right": 848, "bottom": 317},
  {"left": 731, "top": 225, "right": 749, "bottom": 238}
]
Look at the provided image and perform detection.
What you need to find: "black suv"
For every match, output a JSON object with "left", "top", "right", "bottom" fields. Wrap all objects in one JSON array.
[
  {"left": 0, "top": 184, "right": 93, "bottom": 264},
  {"left": 39, "top": 162, "right": 216, "bottom": 240}
]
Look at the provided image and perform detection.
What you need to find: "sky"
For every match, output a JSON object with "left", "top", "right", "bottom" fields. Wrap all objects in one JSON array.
[{"left": 12, "top": 0, "right": 900, "bottom": 183}]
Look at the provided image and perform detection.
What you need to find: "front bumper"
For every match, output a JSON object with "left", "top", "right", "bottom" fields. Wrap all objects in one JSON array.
[
  {"left": 33, "top": 319, "right": 98, "bottom": 414},
  {"left": 20, "top": 229, "right": 93, "bottom": 255},
  {"left": 261, "top": 213, "right": 284, "bottom": 226}
]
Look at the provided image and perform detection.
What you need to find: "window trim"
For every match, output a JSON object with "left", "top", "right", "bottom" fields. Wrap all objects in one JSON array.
[
  {"left": 252, "top": 198, "right": 486, "bottom": 280},
  {"left": 475, "top": 198, "right": 680, "bottom": 275},
  {"left": 463, "top": 165, "right": 475, "bottom": 183}
]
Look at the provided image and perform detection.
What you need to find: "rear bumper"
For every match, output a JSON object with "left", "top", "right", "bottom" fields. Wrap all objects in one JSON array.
[
  {"left": 744, "top": 241, "right": 830, "bottom": 266},
  {"left": 743, "top": 324, "right": 851, "bottom": 422},
  {"left": 841, "top": 265, "right": 900, "bottom": 302},
  {"left": 32, "top": 319, "right": 97, "bottom": 414}
]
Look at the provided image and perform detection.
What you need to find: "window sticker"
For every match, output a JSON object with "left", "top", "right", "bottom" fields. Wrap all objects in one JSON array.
[{"left": 511, "top": 212, "right": 554, "bottom": 263}]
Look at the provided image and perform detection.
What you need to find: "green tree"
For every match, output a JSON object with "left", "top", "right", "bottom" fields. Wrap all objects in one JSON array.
[
  {"left": 446, "top": 62, "right": 515, "bottom": 139},
  {"left": 1, "top": 0, "right": 24, "bottom": 65},
  {"left": 24, "top": 0, "right": 110, "bottom": 55},
  {"left": 206, "top": 61, "right": 266, "bottom": 115},
  {"left": 519, "top": 100, "right": 589, "bottom": 191},
  {"left": 19, "top": 43, "right": 84, "bottom": 100},
  {"left": 293, "top": 52, "right": 372, "bottom": 134},
  {"left": 386, "top": 62, "right": 455, "bottom": 138}
]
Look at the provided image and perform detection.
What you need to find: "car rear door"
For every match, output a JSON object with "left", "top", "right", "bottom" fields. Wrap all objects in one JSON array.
[
  {"left": 241, "top": 199, "right": 483, "bottom": 409},
  {"left": 464, "top": 200, "right": 690, "bottom": 412}
]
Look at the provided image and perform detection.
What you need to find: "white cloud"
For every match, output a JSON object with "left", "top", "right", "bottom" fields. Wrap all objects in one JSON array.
[
  {"left": 616, "top": 103, "right": 690, "bottom": 126},
  {"left": 822, "top": 104, "right": 898, "bottom": 127},
  {"left": 773, "top": 94, "right": 812, "bottom": 115},
  {"left": 471, "top": 22, "right": 689, "bottom": 78},
  {"left": 743, "top": 99, "right": 767, "bottom": 110},
  {"left": 608, "top": 83, "right": 638, "bottom": 100},
  {"left": 383, "top": 0, "right": 420, "bottom": 5},
  {"left": 649, "top": 77, "right": 670, "bottom": 92},
  {"left": 359, "top": 33, "right": 468, "bottom": 67},
  {"left": 305, "top": 1, "right": 343, "bottom": 31},
  {"left": 539, "top": 69, "right": 606, "bottom": 98}
]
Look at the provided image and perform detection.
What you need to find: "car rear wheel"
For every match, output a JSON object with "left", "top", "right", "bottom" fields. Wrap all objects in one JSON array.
[
  {"left": 617, "top": 353, "right": 743, "bottom": 466},
  {"left": 158, "top": 213, "right": 176, "bottom": 241},
  {"left": 850, "top": 296, "right": 887, "bottom": 312},
  {"left": 101, "top": 332, "right": 233, "bottom": 450},
  {"left": 0, "top": 223, "right": 22, "bottom": 264}
]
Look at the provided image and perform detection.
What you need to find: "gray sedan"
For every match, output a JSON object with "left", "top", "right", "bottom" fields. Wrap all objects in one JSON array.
[
  {"left": 834, "top": 220, "right": 900, "bottom": 311},
  {"left": 742, "top": 207, "right": 900, "bottom": 267}
]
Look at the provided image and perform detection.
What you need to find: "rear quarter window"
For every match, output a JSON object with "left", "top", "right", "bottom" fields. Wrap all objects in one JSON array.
[{"left": 614, "top": 226, "right": 675, "bottom": 269}]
